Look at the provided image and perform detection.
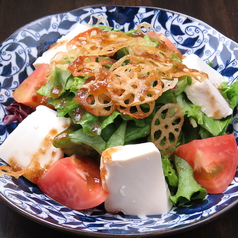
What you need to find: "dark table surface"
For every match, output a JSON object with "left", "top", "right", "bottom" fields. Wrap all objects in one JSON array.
[{"left": 0, "top": 0, "right": 238, "bottom": 238}]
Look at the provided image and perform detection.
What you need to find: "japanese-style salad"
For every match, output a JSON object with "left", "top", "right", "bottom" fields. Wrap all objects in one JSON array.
[{"left": 1, "top": 16, "right": 238, "bottom": 216}]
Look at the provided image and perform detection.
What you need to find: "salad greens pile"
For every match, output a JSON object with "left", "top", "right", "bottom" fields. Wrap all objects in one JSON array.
[{"left": 37, "top": 25, "right": 238, "bottom": 206}]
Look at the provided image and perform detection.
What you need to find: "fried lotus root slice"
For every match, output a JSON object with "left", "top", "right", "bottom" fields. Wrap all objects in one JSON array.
[
  {"left": 136, "top": 22, "right": 157, "bottom": 36},
  {"left": 75, "top": 90, "right": 115, "bottom": 117},
  {"left": 67, "top": 27, "right": 104, "bottom": 55},
  {"left": 117, "top": 101, "right": 155, "bottom": 119},
  {"left": 162, "top": 78, "right": 178, "bottom": 92},
  {"left": 68, "top": 56, "right": 116, "bottom": 77},
  {"left": 0, "top": 164, "right": 25, "bottom": 179},
  {"left": 96, "top": 31, "right": 135, "bottom": 56},
  {"left": 50, "top": 49, "right": 80, "bottom": 69},
  {"left": 151, "top": 103, "right": 184, "bottom": 156},
  {"left": 75, "top": 68, "right": 116, "bottom": 116},
  {"left": 108, "top": 55, "right": 163, "bottom": 108},
  {"left": 67, "top": 27, "right": 134, "bottom": 56}
]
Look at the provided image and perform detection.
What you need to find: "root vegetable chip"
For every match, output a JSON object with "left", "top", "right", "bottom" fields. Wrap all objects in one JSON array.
[
  {"left": 74, "top": 68, "right": 116, "bottom": 116},
  {"left": 68, "top": 56, "right": 116, "bottom": 77},
  {"left": 117, "top": 101, "right": 155, "bottom": 119},
  {"left": 162, "top": 78, "right": 178, "bottom": 92},
  {"left": 151, "top": 103, "right": 184, "bottom": 156},
  {"left": 67, "top": 27, "right": 135, "bottom": 56},
  {"left": 108, "top": 55, "right": 163, "bottom": 108}
]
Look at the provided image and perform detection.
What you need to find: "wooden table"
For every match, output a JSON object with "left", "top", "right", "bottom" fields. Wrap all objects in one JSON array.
[{"left": 0, "top": 0, "right": 238, "bottom": 237}]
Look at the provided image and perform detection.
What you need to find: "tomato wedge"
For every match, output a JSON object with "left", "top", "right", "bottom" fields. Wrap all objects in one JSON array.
[
  {"left": 13, "top": 63, "right": 51, "bottom": 108},
  {"left": 175, "top": 134, "right": 238, "bottom": 194},
  {"left": 37, "top": 155, "right": 108, "bottom": 210}
]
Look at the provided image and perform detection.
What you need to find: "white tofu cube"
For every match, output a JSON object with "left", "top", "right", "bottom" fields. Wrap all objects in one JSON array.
[
  {"left": 183, "top": 54, "right": 227, "bottom": 87},
  {"left": 0, "top": 105, "right": 71, "bottom": 182},
  {"left": 100, "top": 142, "right": 172, "bottom": 215},
  {"left": 185, "top": 78, "right": 232, "bottom": 119},
  {"left": 183, "top": 54, "right": 232, "bottom": 119}
]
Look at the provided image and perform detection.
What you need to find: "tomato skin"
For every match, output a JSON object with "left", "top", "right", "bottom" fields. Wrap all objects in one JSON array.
[
  {"left": 37, "top": 155, "right": 108, "bottom": 210},
  {"left": 175, "top": 134, "right": 238, "bottom": 194},
  {"left": 157, "top": 33, "right": 177, "bottom": 51},
  {"left": 13, "top": 63, "right": 52, "bottom": 108}
]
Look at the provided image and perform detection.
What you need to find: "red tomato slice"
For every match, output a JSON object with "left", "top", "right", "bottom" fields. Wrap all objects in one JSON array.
[
  {"left": 37, "top": 155, "right": 108, "bottom": 210},
  {"left": 157, "top": 33, "right": 178, "bottom": 51},
  {"left": 175, "top": 134, "right": 238, "bottom": 194},
  {"left": 13, "top": 63, "right": 52, "bottom": 108}
]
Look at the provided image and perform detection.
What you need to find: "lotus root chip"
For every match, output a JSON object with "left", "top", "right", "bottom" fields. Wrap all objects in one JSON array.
[
  {"left": 67, "top": 28, "right": 135, "bottom": 56},
  {"left": 68, "top": 56, "right": 116, "bottom": 77},
  {"left": 75, "top": 68, "right": 116, "bottom": 116},
  {"left": 151, "top": 103, "right": 184, "bottom": 155},
  {"left": 117, "top": 101, "right": 155, "bottom": 119},
  {"left": 108, "top": 55, "right": 163, "bottom": 107}
]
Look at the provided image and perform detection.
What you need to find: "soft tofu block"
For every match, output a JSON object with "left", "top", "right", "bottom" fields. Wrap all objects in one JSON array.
[
  {"left": 182, "top": 54, "right": 227, "bottom": 87},
  {"left": 0, "top": 105, "right": 70, "bottom": 182},
  {"left": 100, "top": 142, "right": 172, "bottom": 215},
  {"left": 182, "top": 54, "right": 232, "bottom": 119},
  {"left": 185, "top": 78, "right": 232, "bottom": 119}
]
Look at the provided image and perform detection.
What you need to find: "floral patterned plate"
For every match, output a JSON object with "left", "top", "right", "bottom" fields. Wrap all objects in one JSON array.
[{"left": 1, "top": 5, "right": 238, "bottom": 237}]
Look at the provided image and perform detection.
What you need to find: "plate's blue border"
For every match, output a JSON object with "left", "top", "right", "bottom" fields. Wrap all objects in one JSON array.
[{"left": 1, "top": 4, "right": 238, "bottom": 237}]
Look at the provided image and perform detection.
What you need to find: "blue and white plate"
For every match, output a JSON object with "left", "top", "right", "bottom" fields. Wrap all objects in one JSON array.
[{"left": 1, "top": 5, "right": 238, "bottom": 237}]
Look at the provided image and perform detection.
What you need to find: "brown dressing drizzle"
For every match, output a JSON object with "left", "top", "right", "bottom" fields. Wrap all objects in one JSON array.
[{"left": 0, "top": 128, "right": 61, "bottom": 183}]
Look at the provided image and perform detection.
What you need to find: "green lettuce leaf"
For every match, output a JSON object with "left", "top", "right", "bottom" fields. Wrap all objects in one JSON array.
[
  {"left": 49, "top": 92, "right": 79, "bottom": 117},
  {"left": 37, "top": 67, "right": 88, "bottom": 98},
  {"left": 37, "top": 67, "right": 72, "bottom": 97},
  {"left": 170, "top": 155, "right": 207, "bottom": 206},
  {"left": 69, "top": 128, "right": 106, "bottom": 154},
  {"left": 52, "top": 125, "right": 100, "bottom": 158},
  {"left": 106, "top": 121, "right": 127, "bottom": 148},
  {"left": 220, "top": 81, "right": 238, "bottom": 109},
  {"left": 176, "top": 93, "right": 231, "bottom": 138},
  {"left": 162, "top": 157, "right": 178, "bottom": 194}
]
